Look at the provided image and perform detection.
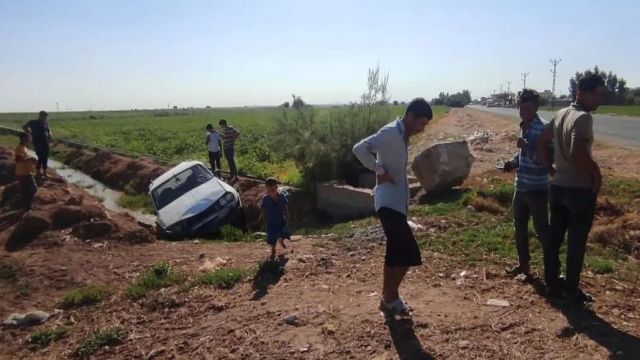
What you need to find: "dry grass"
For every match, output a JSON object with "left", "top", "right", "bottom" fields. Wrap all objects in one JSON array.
[
  {"left": 467, "top": 196, "right": 504, "bottom": 215},
  {"left": 591, "top": 212, "right": 640, "bottom": 258}
]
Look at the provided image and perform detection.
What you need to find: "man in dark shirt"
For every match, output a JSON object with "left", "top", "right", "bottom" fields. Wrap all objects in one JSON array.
[{"left": 23, "top": 111, "right": 52, "bottom": 179}]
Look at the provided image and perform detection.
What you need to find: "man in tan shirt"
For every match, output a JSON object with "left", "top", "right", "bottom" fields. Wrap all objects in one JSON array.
[{"left": 538, "top": 74, "right": 606, "bottom": 305}]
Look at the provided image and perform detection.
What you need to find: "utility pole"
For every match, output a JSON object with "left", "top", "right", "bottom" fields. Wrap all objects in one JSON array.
[
  {"left": 499, "top": 83, "right": 504, "bottom": 94},
  {"left": 55, "top": 102, "right": 59, "bottom": 112},
  {"left": 550, "top": 58, "right": 561, "bottom": 108},
  {"left": 506, "top": 81, "right": 512, "bottom": 95},
  {"left": 521, "top": 72, "right": 529, "bottom": 89}
]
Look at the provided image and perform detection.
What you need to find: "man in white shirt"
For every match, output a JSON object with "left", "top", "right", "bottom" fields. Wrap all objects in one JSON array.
[
  {"left": 352, "top": 98, "right": 433, "bottom": 316},
  {"left": 206, "top": 124, "right": 222, "bottom": 177}
]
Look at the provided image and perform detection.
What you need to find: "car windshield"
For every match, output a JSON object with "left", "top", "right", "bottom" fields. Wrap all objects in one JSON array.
[{"left": 152, "top": 164, "right": 213, "bottom": 210}]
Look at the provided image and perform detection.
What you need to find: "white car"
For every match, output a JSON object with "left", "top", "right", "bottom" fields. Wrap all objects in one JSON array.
[{"left": 149, "top": 161, "right": 245, "bottom": 237}]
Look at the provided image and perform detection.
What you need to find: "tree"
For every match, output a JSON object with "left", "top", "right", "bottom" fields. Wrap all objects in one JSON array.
[
  {"left": 569, "top": 66, "right": 630, "bottom": 105},
  {"left": 392, "top": 100, "right": 399, "bottom": 106},
  {"left": 281, "top": 101, "right": 290, "bottom": 108},
  {"left": 433, "top": 90, "right": 472, "bottom": 108},
  {"left": 291, "top": 94, "right": 306, "bottom": 109}
]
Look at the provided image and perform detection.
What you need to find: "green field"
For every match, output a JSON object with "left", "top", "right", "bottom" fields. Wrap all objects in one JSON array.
[
  {"left": 594, "top": 105, "right": 640, "bottom": 117},
  {"left": 0, "top": 105, "right": 449, "bottom": 186}
]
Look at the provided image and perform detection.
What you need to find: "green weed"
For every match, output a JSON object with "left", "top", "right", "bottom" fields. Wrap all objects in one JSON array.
[
  {"left": 0, "top": 261, "right": 18, "bottom": 282},
  {"left": 72, "top": 327, "right": 124, "bottom": 359},
  {"left": 219, "top": 225, "right": 253, "bottom": 242},
  {"left": 60, "top": 285, "right": 109, "bottom": 309},
  {"left": 126, "top": 261, "right": 184, "bottom": 300},
  {"left": 27, "top": 326, "right": 68, "bottom": 351},
  {"left": 117, "top": 193, "right": 155, "bottom": 214},
  {"left": 585, "top": 256, "right": 615, "bottom": 274},
  {"left": 197, "top": 267, "right": 251, "bottom": 289}
]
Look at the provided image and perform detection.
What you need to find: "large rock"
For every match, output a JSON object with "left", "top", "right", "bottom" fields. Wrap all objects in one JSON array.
[
  {"left": 316, "top": 182, "right": 374, "bottom": 220},
  {"left": 411, "top": 141, "right": 474, "bottom": 193},
  {"left": 2, "top": 311, "right": 50, "bottom": 328}
]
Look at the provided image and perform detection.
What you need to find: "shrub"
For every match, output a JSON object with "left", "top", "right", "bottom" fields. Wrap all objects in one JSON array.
[
  {"left": 219, "top": 225, "right": 252, "bottom": 242},
  {"left": 0, "top": 261, "right": 18, "bottom": 282},
  {"left": 60, "top": 285, "right": 109, "bottom": 309},
  {"left": 126, "top": 261, "right": 184, "bottom": 300},
  {"left": 585, "top": 256, "right": 615, "bottom": 274},
  {"left": 479, "top": 184, "right": 514, "bottom": 207},
  {"left": 117, "top": 194, "right": 155, "bottom": 214},
  {"left": 198, "top": 268, "right": 250, "bottom": 289},
  {"left": 73, "top": 327, "right": 124, "bottom": 359},
  {"left": 27, "top": 327, "right": 68, "bottom": 351}
]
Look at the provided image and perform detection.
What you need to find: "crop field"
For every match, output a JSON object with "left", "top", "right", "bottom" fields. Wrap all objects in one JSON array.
[{"left": 0, "top": 105, "right": 449, "bottom": 185}]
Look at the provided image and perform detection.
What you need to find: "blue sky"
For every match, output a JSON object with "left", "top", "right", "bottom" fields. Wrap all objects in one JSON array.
[{"left": 1, "top": 0, "right": 639, "bottom": 112}]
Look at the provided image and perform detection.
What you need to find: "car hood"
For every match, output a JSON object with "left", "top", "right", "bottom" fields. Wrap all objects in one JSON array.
[{"left": 157, "top": 179, "right": 227, "bottom": 228}]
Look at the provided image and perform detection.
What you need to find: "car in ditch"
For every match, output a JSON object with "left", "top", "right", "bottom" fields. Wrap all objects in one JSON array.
[{"left": 149, "top": 161, "right": 245, "bottom": 237}]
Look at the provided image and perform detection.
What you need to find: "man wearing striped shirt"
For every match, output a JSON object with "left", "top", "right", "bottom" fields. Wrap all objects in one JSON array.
[
  {"left": 503, "top": 89, "right": 550, "bottom": 277},
  {"left": 219, "top": 118, "right": 240, "bottom": 183}
]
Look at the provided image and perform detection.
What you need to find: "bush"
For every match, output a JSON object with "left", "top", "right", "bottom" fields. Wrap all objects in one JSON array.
[
  {"left": 198, "top": 268, "right": 250, "bottom": 289},
  {"left": 73, "top": 327, "right": 124, "bottom": 359},
  {"left": 126, "top": 261, "right": 184, "bottom": 300},
  {"left": 27, "top": 327, "right": 68, "bottom": 351},
  {"left": 117, "top": 194, "right": 155, "bottom": 214},
  {"left": 0, "top": 261, "right": 18, "bottom": 282},
  {"left": 60, "top": 285, "right": 109, "bottom": 309},
  {"left": 479, "top": 184, "right": 514, "bottom": 207},
  {"left": 220, "top": 225, "right": 252, "bottom": 242}
]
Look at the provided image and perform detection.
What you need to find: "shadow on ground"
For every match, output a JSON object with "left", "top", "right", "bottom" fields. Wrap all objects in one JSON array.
[
  {"left": 529, "top": 278, "right": 640, "bottom": 359},
  {"left": 385, "top": 317, "right": 435, "bottom": 360},
  {"left": 251, "top": 255, "right": 287, "bottom": 300},
  {"left": 418, "top": 188, "right": 469, "bottom": 206}
]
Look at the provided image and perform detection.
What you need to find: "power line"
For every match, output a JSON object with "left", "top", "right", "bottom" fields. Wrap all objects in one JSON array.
[
  {"left": 521, "top": 72, "right": 529, "bottom": 89},
  {"left": 550, "top": 58, "right": 562, "bottom": 107}
]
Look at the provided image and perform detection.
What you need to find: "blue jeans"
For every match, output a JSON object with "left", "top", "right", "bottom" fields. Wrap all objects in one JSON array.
[
  {"left": 224, "top": 148, "right": 237, "bottom": 179},
  {"left": 544, "top": 186, "right": 596, "bottom": 296}
]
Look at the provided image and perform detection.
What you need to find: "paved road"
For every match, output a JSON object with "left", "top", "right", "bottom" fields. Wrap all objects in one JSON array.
[{"left": 468, "top": 105, "right": 640, "bottom": 149}]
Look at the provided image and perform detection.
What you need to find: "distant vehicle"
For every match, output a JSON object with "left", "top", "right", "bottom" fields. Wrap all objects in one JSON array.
[
  {"left": 487, "top": 102, "right": 496, "bottom": 107},
  {"left": 149, "top": 161, "right": 245, "bottom": 237}
]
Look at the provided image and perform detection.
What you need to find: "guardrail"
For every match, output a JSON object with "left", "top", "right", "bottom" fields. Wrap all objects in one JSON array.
[{"left": 0, "top": 125, "right": 265, "bottom": 181}]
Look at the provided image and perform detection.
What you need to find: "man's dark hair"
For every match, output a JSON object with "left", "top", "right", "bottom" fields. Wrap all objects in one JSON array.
[
  {"left": 405, "top": 98, "right": 433, "bottom": 120},
  {"left": 206, "top": 124, "right": 213, "bottom": 130},
  {"left": 518, "top": 89, "right": 540, "bottom": 106},
  {"left": 39, "top": 110, "right": 48, "bottom": 118},
  {"left": 265, "top": 177, "right": 279, "bottom": 187},
  {"left": 219, "top": 119, "right": 227, "bottom": 126},
  {"left": 578, "top": 74, "right": 606, "bottom": 92},
  {"left": 18, "top": 132, "right": 29, "bottom": 142}
]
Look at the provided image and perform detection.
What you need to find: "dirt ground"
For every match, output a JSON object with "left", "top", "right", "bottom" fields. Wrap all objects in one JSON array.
[{"left": 1, "top": 108, "right": 640, "bottom": 359}]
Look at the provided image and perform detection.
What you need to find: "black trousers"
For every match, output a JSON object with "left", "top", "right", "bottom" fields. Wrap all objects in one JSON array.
[
  {"left": 512, "top": 190, "right": 549, "bottom": 265},
  {"left": 377, "top": 207, "right": 422, "bottom": 267},
  {"left": 34, "top": 144, "right": 49, "bottom": 172},
  {"left": 224, "top": 148, "right": 237, "bottom": 179},
  {"left": 17, "top": 175, "right": 38, "bottom": 209},
  {"left": 208, "top": 151, "right": 221, "bottom": 176},
  {"left": 544, "top": 185, "right": 596, "bottom": 296}
]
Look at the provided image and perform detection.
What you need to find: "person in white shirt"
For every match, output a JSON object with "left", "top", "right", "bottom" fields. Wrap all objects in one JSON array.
[
  {"left": 205, "top": 124, "right": 222, "bottom": 177},
  {"left": 353, "top": 98, "right": 433, "bottom": 317}
]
